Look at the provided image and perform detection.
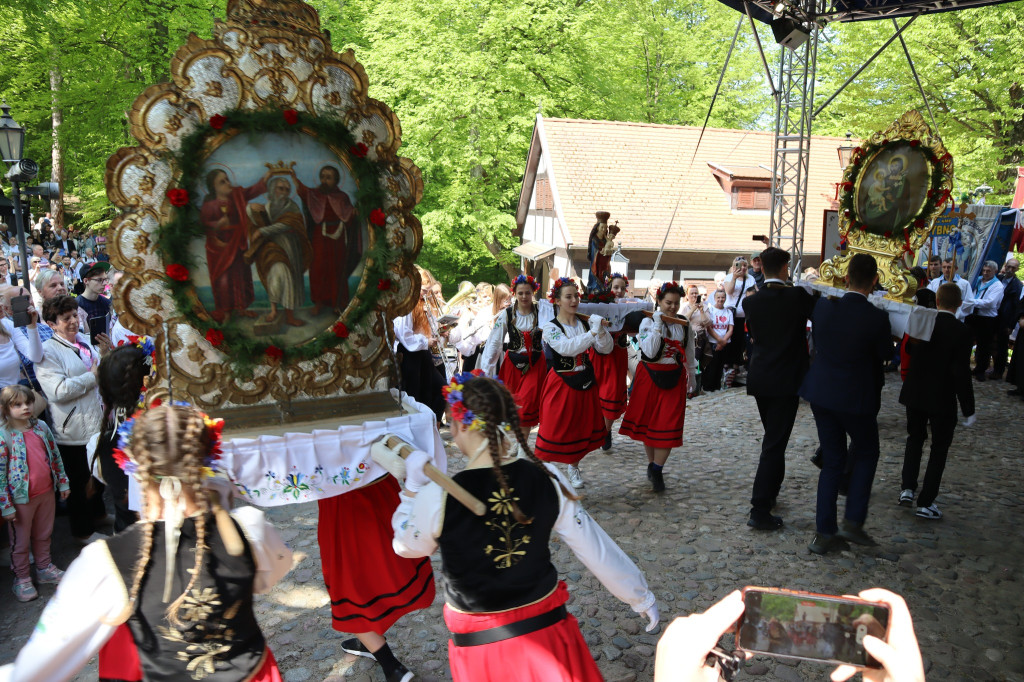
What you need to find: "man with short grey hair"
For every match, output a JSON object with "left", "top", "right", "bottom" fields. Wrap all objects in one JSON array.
[{"left": 968, "top": 260, "right": 1004, "bottom": 380}]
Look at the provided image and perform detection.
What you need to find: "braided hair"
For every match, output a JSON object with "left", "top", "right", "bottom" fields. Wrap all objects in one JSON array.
[
  {"left": 460, "top": 377, "right": 579, "bottom": 525},
  {"left": 125, "top": 405, "right": 213, "bottom": 628}
]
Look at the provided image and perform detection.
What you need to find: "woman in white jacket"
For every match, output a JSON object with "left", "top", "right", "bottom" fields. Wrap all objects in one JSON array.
[{"left": 35, "top": 294, "right": 108, "bottom": 540}]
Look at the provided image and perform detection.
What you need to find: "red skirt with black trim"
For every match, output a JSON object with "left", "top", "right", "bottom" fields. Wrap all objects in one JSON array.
[
  {"left": 444, "top": 581, "right": 602, "bottom": 682},
  {"left": 619, "top": 362, "right": 687, "bottom": 448},
  {"left": 535, "top": 369, "right": 607, "bottom": 464},
  {"left": 592, "top": 343, "right": 628, "bottom": 421},
  {"left": 498, "top": 351, "right": 545, "bottom": 427},
  {"left": 318, "top": 475, "right": 436, "bottom": 635},
  {"left": 99, "top": 632, "right": 283, "bottom": 682}
]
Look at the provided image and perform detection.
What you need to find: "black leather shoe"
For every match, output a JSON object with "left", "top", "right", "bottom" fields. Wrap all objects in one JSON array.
[
  {"left": 747, "top": 513, "right": 783, "bottom": 531},
  {"left": 810, "top": 449, "right": 823, "bottom": 469},
  {"left": 651, "top": 468, "right": 666, "bottom": 493},
  {"left": 836, "top": 520, "right": 877, "bottom": 546},
  {"left": 808, "top": 533, "right": 849, "bottom": 555},
  {"left": 602, "top": 431, "right": 612, "bottom": 451},
  {"left": 647, "top": 463, "right": 655, "bottom": 481}
]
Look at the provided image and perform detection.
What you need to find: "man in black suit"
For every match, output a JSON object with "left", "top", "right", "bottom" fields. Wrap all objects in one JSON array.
[
  {"left": 743, "top": 247, "right": 816, "bottom": 530},
  {"left": 800, "top": 253, "right": 892, "bottom": 554},
  {"left": 899, "top": 283, "right": 975, "bottom": 520},
  {"left": 994, "top": 258, "right": 1021, "bottom": 381}
]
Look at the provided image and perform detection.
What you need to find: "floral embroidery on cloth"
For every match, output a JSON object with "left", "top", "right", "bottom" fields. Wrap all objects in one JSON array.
[
  {"left": 236, "top": 463, "right": 367, "bottom": 501},
  {"left": 483, "top": 487, "right": 531, "bottom": 569}
]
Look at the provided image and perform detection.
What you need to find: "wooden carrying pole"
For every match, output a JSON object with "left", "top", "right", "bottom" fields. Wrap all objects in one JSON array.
[
  {"left": 574, "top": 310, "right": 688, "bottom": 327},
  {"left": 374, "top": 435, "right": 487, "bottom": 516}
]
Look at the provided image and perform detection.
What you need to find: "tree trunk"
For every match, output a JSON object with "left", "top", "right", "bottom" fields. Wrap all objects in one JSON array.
[{"left": 50, "top": 62, "right": 64, "bottom": 229}]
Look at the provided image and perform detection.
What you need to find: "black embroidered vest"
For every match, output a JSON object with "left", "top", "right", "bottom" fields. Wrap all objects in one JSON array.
[
  {"left": 439, "top": 460, "right": 560, "bottom": 612},
  {"left": 504, "top": 306, "right": 543, "bottom": 372},
  {"left": 544, "top": 318, "right": 597, "bottom": 390},
  {"left": 102, "top": 514, "right": 266, "bottom": 682}
]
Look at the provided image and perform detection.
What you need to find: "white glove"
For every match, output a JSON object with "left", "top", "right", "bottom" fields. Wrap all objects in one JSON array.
[
  {"left": 643, "top": 603, "right": 660, "bottom": 632},
  {"left": 404, "top": 450, "right": 432, "bottom": 492},
  {"left": 961, "top": 413, "right": 976, "bottom": 427},
  {"left": 588, "top": 314, "right": 608, "bottom": 334}
]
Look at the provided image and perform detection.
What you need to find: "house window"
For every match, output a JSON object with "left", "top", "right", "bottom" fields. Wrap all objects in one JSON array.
[
  {"left": 535, "top": 178, "right": 554, "bottom": 210},
  {"left": 733, "top": 187, "right": 771, "bottom": 211}
]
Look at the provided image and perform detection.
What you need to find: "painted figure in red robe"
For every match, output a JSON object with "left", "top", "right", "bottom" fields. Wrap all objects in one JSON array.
[
  {"left": 200, "top": 169, "right": 270, "bottom": 322},
  {"left": 292, "top": 165, "right": 360, "bottom": 315}
]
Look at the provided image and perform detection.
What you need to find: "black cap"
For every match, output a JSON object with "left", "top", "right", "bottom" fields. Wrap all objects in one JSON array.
[{"left": 81, "top": 261, "right": 111, "bottom": 280}]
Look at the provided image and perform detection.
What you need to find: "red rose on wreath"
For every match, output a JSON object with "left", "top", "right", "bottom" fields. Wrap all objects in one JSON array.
[
  {"left": 265, "top": 345, "right": 284, "bottom": 360},
  {"left": 283, "top": 109, "right": 299, "bottom": 125},
  {"left": 332, "top": 321, "right": 349, "bottom": 338},
  {"left": 165, "top": 264, "right": 189, "bottom": 281},
  {"left": 150, "top": 397, "right": 163, "bottom": 407},
  {"left": 166, "top": 188, "right": 189, "bottom": 207},
  {"left": 841, "top": 182, "right": 853, "bottom": 191},
  {"left": 914, "top": 219, "right": 925, "bottom": 229},
  {"left": 910, "top": 140, "right": 920, "bottom": 147},
  {"left": 377, "top": 278, "right": 392, "bottom": 291},
  {"left": 210, "top": 114, "right": 227, "bottom": 130},
  {"left": 205, "top": 328, "right": 224, "bottom": 346},
  {"left": 883, "top": 231, "right": 893, "bottom": 238},
  {"left": 369, "top": 208, "right": 387, "bottom": 226},
  {"left": 350, "top": 143, "right": 369, "bottom": 158}
]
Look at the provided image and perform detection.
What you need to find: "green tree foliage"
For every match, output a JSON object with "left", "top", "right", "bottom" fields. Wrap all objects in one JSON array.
[{"left": 0, "top": 0, "right": 1019, "bottom": 291}]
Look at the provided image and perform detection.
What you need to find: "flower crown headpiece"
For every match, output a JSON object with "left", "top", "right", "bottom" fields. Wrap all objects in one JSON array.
[
  {"left": 441, "top": 369, "right": 509, "bottom": 432},
  {"left": 548, "top": 276, "right": 579, "bottom": 303},
  {"left": 510, "top": 274, "right": 540, "bottom": 293},
  {"left": 117, "top": 335, "right": 157, "bottom": 367},
  {"left": 112, "top": 401, "right": 225, "bottom": 480},
  {"left": 605, "top": 272, "right": 629, "bottom": 288},
  {"left": 658, "top": 281, "right": 681, "bottom": 296}
]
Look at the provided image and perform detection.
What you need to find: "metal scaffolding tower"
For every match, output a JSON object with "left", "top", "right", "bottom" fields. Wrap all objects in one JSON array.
[{"left": 767, "top": 8, "right": 820, "bottom": 274}]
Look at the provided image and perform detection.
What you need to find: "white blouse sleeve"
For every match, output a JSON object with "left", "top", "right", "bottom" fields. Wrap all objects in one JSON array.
[
  {"left": 7, "top": 319, "right": 42, "bottom": 363},
  {"left": 547, "top": 465, "right": 655, "bottom": 614},
  {"left": 589, "top": 315, "right": 614, "bottom": 355},
  {"left": 682, "top": 323, "right": 697, "bottom": 388},
  {"left": 392, "top": 483, "right": 444, "bottom": 558},
  {"left": 230, "top": 506, "right": 294, "bottom": 594},
  {"left": 0, "top": 542, "right": 129, "bottom": 682},
  {"left": 478, "top": 314, "right": 508, "bottom": 377},
  {"left": 542, "top": 320, "right": 597, "bottom": 358},
  {"left": 393, "top": 312, "right": 430, "bottom": 352},
  {"left": 635, "top": 316, "right": 663, "bottom": 359}
]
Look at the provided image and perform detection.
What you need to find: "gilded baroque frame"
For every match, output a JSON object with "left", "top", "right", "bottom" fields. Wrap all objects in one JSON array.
[
  {"left": 105, "top": 0, "right": 423, "bottom": 413},
  {"left": 819, "top": 110, "right": 953, "bottom": 302}
]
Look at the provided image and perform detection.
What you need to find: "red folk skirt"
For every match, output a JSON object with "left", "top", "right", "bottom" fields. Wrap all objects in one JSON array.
[
  {"left": 591, "top": 342, "right": 628, "bottom": 421},
  {"left": 498, "top": 351, "right": 545, "bottom": 427},
  {"left": 99, "top": 628, "right": 283, "bottom": 682},
  {"left": 318, "top": 476, "right": 436, "bottom": 635},
  {"left": 444, "top": 582, "right": 602, "bottom": 682},
  {"left": 535, "top": 369, "right": 607, "bottom": 464},
  {"left": 619, "top": 362, "right": 687, "bottom": 449}
]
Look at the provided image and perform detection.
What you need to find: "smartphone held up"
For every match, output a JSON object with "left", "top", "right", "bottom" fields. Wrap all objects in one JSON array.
[{"left": 735, "top": 587, "right": 891, "bottom": 669}]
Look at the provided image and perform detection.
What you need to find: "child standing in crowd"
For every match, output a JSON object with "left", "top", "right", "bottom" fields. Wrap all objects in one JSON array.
[
  {"left": 702, "top": 290, "right": 733, "bottom": 392},
  {"left": 0, "top": 384, "right": 70, "bottom": 602},
  {"left": 619, "top": 282, "right": 696, "bottom": 492},
  {"left": 392, "top": 373, "right": 658, "bottom": 682},
  {"left": 0, "top": 403, "right": 293, "bottom": 681},
  {"left": 536, "top": 277, "right": 613, "bottom": 488}
]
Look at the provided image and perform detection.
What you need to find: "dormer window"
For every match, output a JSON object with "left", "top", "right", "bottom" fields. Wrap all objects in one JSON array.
[{"left": 708, "top": 162, "right": 775, "bottom": 213}]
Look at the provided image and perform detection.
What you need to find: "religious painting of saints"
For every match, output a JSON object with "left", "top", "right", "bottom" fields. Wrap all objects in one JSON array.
[
  {"left": 854, "top": 143, "right": 931, "bottom": 237},
  {"left": 188, "top": 132, "right": 368, "bottom": 344}
]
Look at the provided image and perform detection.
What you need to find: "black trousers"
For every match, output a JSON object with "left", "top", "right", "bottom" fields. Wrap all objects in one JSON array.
[
  {"left": 901, "top": 406, "right": 956, "bottom": 508},
  {"left": 702, "top": 344, "right": 728, "bottom": 392},
  {"left": 398, "top": 344, "right": 447, "bottom": 422},
  {"left": 811, "top": 405, "right": 879, "bottom": 535},
  {"left": 461, "top": 348, "right": 480, "bottom": 372},
  {"left": 58, "top": 443, "right": 106, "bottom": 538},
  {"left": 969, "top": 314, "right": 997, "bottom": 376},
  {"left": 993, "top": 325, "right": 1010, "bottom": 376},
  {"left": 750, "top": 395, "right": 800, "bottom": 515}
]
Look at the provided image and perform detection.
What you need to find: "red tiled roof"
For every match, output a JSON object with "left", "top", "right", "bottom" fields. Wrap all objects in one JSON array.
[{"left": 530, "top": 117, "right": 850, "bottom": 253}]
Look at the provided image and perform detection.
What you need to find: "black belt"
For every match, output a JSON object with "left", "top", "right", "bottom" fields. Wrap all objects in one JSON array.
[{"left": 451, "top": 605, "right": 567, "bottom": 647}]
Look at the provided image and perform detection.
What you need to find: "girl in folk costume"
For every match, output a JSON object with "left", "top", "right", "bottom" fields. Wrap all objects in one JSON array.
[
  {"left": 392, "top": 373, "right": 659, "bottom": 682},
  {"left": 478, "top": 275, "right": 545, "bottom": 434},
  {"left": 0, "top": 404, "right": 294, "bottom": 682},
  {"left": 392, "top": 269, "right": 447, "bottom": 423},
  {"left": 536, "top": 278, "right": 613, "bottom": 489},
  {"left": 449, "top": 283, "right": 510, "bottom": 373},
  {"left": 592, "top": 273, "right": 631, "bottom": 451},
  {"left": 619, "top": 282, "right": 696, "bottom": 493}
]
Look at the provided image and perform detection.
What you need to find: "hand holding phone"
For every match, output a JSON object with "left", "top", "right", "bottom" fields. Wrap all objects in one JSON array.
[
  {"left": 10, "top": 295, "right": 32, "bottom": 328},
  {"left": 654, "top": 591, "right": 745, "bottom": 682},
  {"left": 830, "top": 589, "right": 924, "bottom": 682}
]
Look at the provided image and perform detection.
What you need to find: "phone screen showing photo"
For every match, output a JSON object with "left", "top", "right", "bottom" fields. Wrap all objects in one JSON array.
[{"left": 737, "top": 589, "right": 890, "bottom": 668}]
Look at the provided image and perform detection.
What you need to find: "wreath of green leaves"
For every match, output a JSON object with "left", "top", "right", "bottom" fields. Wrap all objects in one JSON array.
[
  {"left": 157, "top": 107, "right": 395, "bottom": 373},
  {"left": 838, "top": 138, "right": 952, "bottom": 250}
]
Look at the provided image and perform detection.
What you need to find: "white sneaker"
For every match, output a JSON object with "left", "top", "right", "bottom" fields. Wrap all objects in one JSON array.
[
  {"left": 898, "top": 489, "right": 914, "bottom": 506},
  {"left": 915, "top": 504, "right": 942, "bottom": 520},
  {"left": 567, "top": 465, "right": 584, "bottom": 489}
]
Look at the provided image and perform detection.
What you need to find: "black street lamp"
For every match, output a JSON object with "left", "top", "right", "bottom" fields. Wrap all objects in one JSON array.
[{"left": 0, "top": 102, "right": 38, "bottom": 289}]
